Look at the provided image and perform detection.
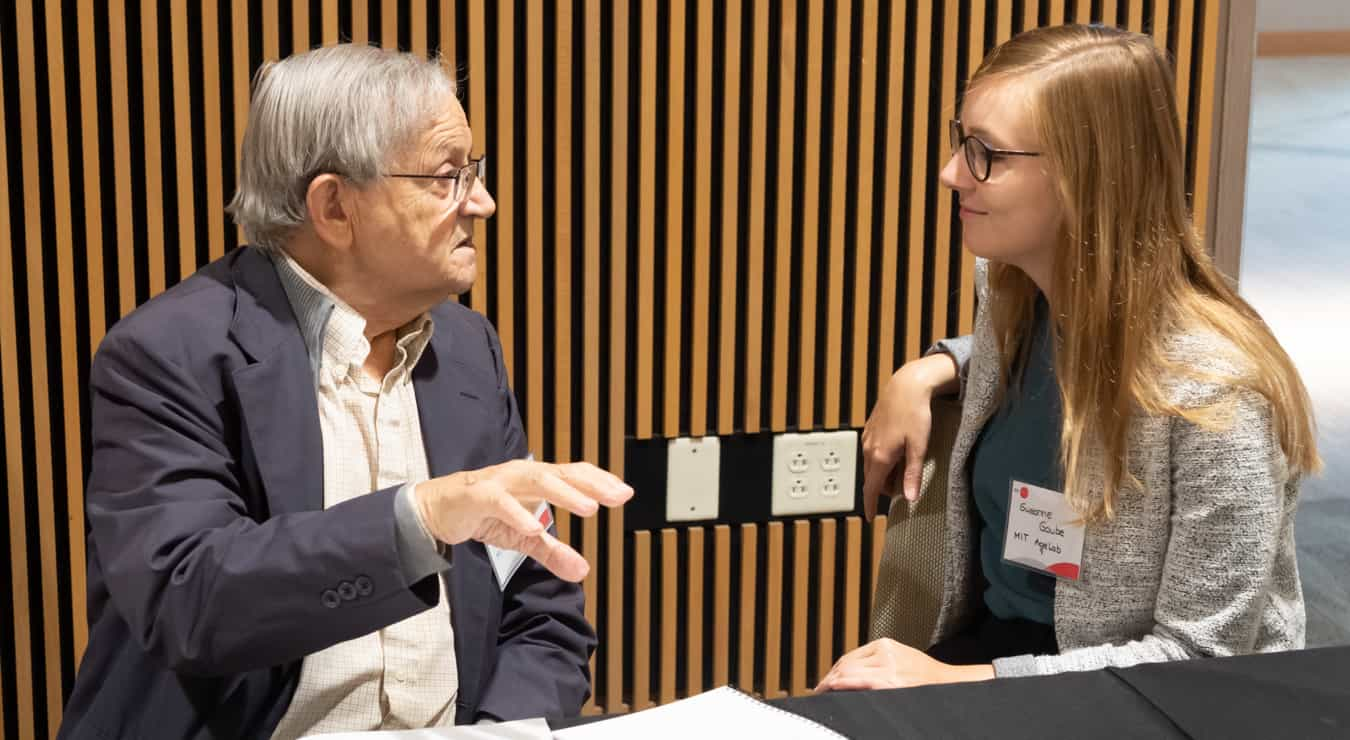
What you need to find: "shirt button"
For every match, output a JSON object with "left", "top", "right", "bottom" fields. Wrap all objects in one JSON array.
[
  {"left": 338, "top": 581, "right": 357, "bottom": 601},
  {"left": 355, "top": 575, "right": 373, "bottom": 596},
  {"left": 320, "top": 589, "right": 341, "bottom": 609}
]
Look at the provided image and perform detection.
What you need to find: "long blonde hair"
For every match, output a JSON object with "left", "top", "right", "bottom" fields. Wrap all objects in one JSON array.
[{"left": 969, "top": 25, "right": 1320, "bottom": 521}]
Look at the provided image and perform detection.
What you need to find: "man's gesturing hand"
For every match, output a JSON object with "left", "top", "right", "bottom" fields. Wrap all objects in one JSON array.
[{"left": 414, "top": 459, "right": 633, "bottom": 582}]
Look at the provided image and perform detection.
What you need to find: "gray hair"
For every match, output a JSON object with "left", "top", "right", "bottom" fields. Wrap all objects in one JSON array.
[{"left": 226, "top": 44, "right": 457, "bottom": 251}]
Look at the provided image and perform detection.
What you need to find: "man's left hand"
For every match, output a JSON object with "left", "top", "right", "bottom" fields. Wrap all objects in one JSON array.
[{"left": 814, "top": 638, "right": 994, "bottom": 692}]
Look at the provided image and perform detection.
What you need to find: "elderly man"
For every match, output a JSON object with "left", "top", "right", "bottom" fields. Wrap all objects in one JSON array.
[{"left": 59, "top": 45, "right": 629, "bottom": 739}]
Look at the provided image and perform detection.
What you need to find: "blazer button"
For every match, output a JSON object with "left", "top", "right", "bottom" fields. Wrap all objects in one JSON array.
[
  {"left": 355, "top": 575, "right": 373, "bottom": 596},
  {"left": 338, "top": 581, "right": 357, "bottom": 601},
  {"left": 321, "top": 589, "right": 341, "bottom": 609}
]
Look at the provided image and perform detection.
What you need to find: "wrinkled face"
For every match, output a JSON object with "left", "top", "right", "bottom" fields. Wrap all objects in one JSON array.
[
  {"left": 346, "top": 96, "right": 495, "bottom": 303},
  {"left": 940, "top": 82, "right": 1063, "bottom": 276}
]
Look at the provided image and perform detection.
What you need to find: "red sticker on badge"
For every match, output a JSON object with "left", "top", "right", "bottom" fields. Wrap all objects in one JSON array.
[
  {"left": 539, "top": 507, "right": 553, "bottom": 529},
  {"left": 1047, "top": 562, "right": 1080, "bottom": 580},
  {"left": 1020, "top": 486, "right": 1029, "bottom": 498}
]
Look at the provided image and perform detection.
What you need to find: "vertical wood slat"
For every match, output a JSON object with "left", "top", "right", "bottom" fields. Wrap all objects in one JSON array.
[
  {"left": 1174, "top": 0, "right": 1197, "bottom": 159},
  {"left": 930, "top": 0, "right": 960, "bottom": 347},
  {"left": 1102, "top": 0, "right": 1118, "bottom": 26},
  {"left": 0, "top": 38, "right": 36, "bottom": 740},
  {"left": 553, "top": 0, "right": 574, "bottom": 543},
  {"left": 1190, "top": 0, "right": 1222, "bottom": 239},
  {"left": 202, "top": 1, "right": 226, "bottom": 265},
  {"left": 142, "top": 0, "right": 168, "bottom": 297},
  {"left": 580, "top": 0, "right": 602, "bottom": 714},
  {"left": 1128, "top": 0, "right": 1144, "bottom": 33},
  {"left": 843, "top": 517, "right": 862, "bottom": 652},
  {"left": 796, "top": 0, "right": 825, "bottom": 431},
  {"left": 903, "top": 1, "right": 933, "bottom": 362},
  {"left": 636, "top": 0, "right": 656, "bottom": 439},
  {"left": 790, "top": 520, "right": 811, "bottom": 696},
  {"left": 262, "top": 0, "right": 278, "bottom": 60},
  {"left": 1050, "top": 0, "right": 1066, "bottom": 26},
  {"left": 352, "top": 0, "right": 368, "bottom": 45},
  {"left": 737, "top": 524, "right": 758, "bottom": 693},
  {"left": 171, "top": 5, "right": 198, "bottom": 282},
  {"left": 43, "top": 0, "right": 90, "bottom": 673},
  {"left": 466, "top": 0, "right": 487, "bottom": 318},
  {"left": 958, "top": 0, "right": 986, "bottom": 337},
  {"left": 743, "top": 0, "right": 769, "bottom": 435},
  {"left": 715, "top": 1, "right": 743, "bottom": 436},
  {"left": 440, "top": 0, "right": 455, "bottom": 77},
  {"left": 875, "top": 0, "right": 906, "bottom": 397},
  {"left": 815, "top": 519, "right": 837, "bottom": 683},
  {"left": 822, "top": 0, "right": 852, "bottom": 430},
  {"left": 1153, "top": 0, "right": 1172, "bottom": 52},
  {"left": 764, "top": 522, "right": 785, "bottom": 698},
  {"left": 663, "top": 0, "right": 687, "bottom": 439},
  {"left": 410, "top": 0, "right": 427, "bottom": 57},
  {"left": 1023, "top": 1, "right": 1036, "bottom": 33},
  {"left": 525, "top": 9, "right": 544, "bottom": 458},
  {"left": 75, "top": 1, "right": 108, "bottom": 351},
  {"left": 689, "top": 0, "right": 713, "bottom": 438},
  {"left": 231, "top": 0, "right": 250, "bottom": 246},
  {"left": 495, "top": 0, "right": 515, "bottom": 377},
  {"left": 659, "top": 529, "right": 678, "bottom": 704},
  {"left": 15, "top": 1, "right": 65, "bottom": 728},
  {"left": 997, "top": 0, "right": 1013, "bottom": 44},
  {"left": 771, "top": 0, "right": 798, "bottom": 432},
  {"left": 869, "top": 514, "right": 888, "bottom": 598},
  {"left": 849, "top": 0, "right": 879, "bottom": 427},
  {"left": 712, "top": 525, "right": 731, "bottom": 686},
  {"left": 633, "top": 531, "right": 652, "bottom": 711},
  {"left": 686, "top": 527, "right": 705, "bottom": 697},
  {"left": 107, "top": 0, "right": 136, "bottom": 315},
  {"left": 322, "top": 0, "right": 339, "bottom": 46},
  {"left": 1075, "top": 0, "right": 1091, "bottom": 24},
  {"left": 382, "top": 0, "right": 398, "bottom": 49},
  {"left": 294, "top": 0, "right": 311, "bottom": 53},
  {"left": 606, "top": 0, "right": 631, "bottom": 715}
]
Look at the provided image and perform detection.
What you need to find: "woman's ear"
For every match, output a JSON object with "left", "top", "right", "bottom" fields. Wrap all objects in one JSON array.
[{"left": 306, "top": 173, "right": 355, "bottom": 251}]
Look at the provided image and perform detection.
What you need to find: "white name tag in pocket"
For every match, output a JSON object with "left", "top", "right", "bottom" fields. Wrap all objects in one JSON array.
[{"left": 1002, "top": 479, "right": 1086, "bottom": 580}]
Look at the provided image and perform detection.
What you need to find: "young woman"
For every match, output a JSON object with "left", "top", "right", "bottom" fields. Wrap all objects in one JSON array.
[{"left": 818, "top": 24, "right": 1320, "bottom": 691}]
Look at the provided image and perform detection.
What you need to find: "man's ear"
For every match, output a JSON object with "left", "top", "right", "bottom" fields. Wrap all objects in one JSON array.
[{"left": 306, "top": 173, "right": 355, "bottom": 250}]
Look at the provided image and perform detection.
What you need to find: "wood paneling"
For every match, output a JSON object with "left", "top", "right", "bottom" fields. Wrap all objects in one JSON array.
[{"left": 0, "top": 2, "right": 1234, "bottom": 733}]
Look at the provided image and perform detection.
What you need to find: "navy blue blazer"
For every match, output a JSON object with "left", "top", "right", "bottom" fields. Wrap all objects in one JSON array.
[{"left": 59, "top": 247, "right": 595, "bottom": 738}]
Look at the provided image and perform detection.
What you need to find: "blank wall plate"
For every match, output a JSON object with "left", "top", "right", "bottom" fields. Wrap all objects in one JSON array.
[
  {"left": 771, "top": 430, "right": 858, "bottom": 516},
  {"left": 667, "top": 437, "right": 720, "bottom": 522}
]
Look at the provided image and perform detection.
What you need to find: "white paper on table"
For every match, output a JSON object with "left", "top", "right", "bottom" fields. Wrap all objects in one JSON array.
[
  {"left": 551, "top": 686, "right": 845, "bottom": 739},
  {"left": 302, "top": 717, "right": 551, "bottom": 740}
]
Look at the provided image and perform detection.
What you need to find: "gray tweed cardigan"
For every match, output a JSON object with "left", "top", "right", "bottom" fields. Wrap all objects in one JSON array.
[{"left": 930, "top": 259, "right": 1305, "bottom": 677}]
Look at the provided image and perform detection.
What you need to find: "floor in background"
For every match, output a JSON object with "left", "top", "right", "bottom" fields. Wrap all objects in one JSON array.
[{"left": 1241, "top": 55, "right": 1350, "bottom": 648}]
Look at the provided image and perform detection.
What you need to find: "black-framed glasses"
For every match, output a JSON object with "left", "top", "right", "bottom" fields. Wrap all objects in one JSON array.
[
  {"left": 949, "top": 120, "right": 1039, "bottom": 182},
  {"left": 388, "top": 155, "right": 487, "bottom": 204}
]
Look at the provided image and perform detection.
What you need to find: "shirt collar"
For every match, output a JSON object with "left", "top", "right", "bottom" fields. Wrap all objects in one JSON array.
[{"left": 269, "top": 250, "right": 435, "bottom": 386}]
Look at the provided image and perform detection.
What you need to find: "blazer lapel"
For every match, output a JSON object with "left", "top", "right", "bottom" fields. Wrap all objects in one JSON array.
[{"left": 228, "top": 248, "right": 325, "bottom": 516}]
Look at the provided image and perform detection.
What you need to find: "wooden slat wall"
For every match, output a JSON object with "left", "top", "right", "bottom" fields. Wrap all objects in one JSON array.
[{"left": 0, "top": 1, "right": 1232, "bottom": 734}]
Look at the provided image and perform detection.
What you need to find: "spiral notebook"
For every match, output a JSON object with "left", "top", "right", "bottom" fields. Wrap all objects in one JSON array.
[{"left": 551, "top": 686, "right": 846, "bottom": 739}]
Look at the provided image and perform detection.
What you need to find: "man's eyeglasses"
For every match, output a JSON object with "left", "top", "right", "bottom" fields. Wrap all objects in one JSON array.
[
  {"left": 387, "top": 156, "right": 487, "bottom": 203},
  {"left": 949, "top": 120, "right": 1039, "bottom": 182}
]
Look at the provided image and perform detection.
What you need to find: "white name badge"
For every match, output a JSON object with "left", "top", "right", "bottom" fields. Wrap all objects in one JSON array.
[
  {"left": 1002, "top": 479, "right": 1086, "bottom": 580},
  {"left": 486, "top": 500, "right": 554, "bottom": 592}
]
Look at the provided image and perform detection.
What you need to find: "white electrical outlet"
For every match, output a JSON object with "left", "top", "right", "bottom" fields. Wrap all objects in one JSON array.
[
  {"left": 771, "top": 430, "right": 858, "bottom": 516},
  {"left": 667, "top": 437, "right": 720, "bottom": 522}
]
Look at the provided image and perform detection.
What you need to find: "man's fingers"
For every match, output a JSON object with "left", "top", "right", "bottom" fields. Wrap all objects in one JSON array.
[
  {"left": 515, "top": 530, "right": 590, "bottom": 582},
  {"left": 516, "top": 467, "right": 600, "bottom": 517},
  {"left": 902, "top": 435, "right": 928, "bottom": 502},
  {"left": 554, "top": 462, "right": 634, "bottom": 508}
]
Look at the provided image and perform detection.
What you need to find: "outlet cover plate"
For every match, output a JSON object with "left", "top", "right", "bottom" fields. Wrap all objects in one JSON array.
[
  {"left": 667, "top": 437, "right": 720, "bottom": 522},
  {"left": 771, "top": 430, "right": 858, "bottom": 516}
]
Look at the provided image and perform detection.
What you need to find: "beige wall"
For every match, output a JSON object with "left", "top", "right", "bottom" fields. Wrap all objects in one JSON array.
[{"left": 1257, "top": 0, "right": 1350, "bottom": 32}]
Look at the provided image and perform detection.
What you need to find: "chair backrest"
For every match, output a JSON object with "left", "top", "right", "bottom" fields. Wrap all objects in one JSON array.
[{"left": 869, "top": 396, "right": 963, "bottom": 649}]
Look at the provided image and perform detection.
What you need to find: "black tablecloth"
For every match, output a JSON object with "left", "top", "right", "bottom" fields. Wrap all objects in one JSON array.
[{"left": 556, "top": 647, "right": 1350, "bottom": 739}]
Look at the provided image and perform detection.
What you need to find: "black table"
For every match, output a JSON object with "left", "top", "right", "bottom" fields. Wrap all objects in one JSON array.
[{"left": 556, "top": 647, "right": 1350, "bottom": 739}]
